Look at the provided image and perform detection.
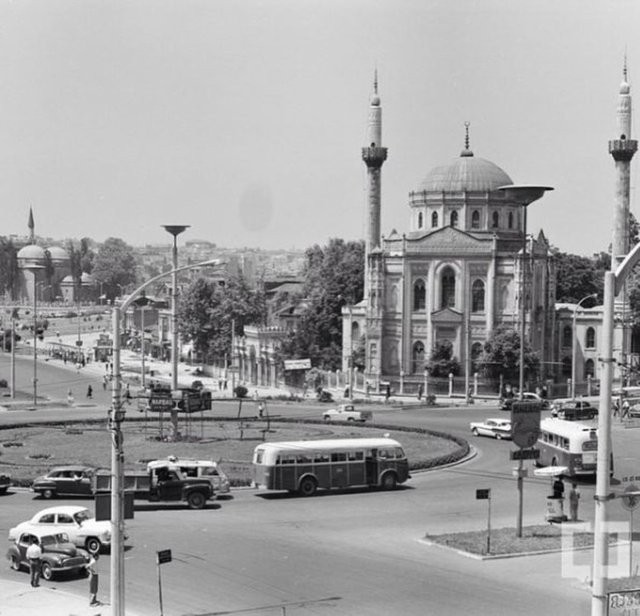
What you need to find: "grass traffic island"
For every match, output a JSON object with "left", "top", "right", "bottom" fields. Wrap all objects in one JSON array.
[
  {"left": 0, "top": 418, "right": 470, "bottom": 487},
  {"left": 424, "top": 524, "right": 618, "bottom": 560}
]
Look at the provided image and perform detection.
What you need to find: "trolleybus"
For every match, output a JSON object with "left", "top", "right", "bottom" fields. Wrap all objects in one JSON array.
[{"left": 252, "top": 437, "right": 410, "bottom": 496}]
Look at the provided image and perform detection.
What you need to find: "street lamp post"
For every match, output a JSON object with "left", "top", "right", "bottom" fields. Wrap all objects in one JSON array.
[
  {"left": 109, "top": 258, "right": 222, "bottom": 616},
  {"left": 498, "top": 184, "right": 553, "bottom": 540},
  {"left": 162, "top": 225, "right": 189, "bottom": 434},
  {"left": 571, "top": 293, "right": 598, "bottom": 399},
  {"left": 25, "top": 266, "right": 45, "bottom": 407}
]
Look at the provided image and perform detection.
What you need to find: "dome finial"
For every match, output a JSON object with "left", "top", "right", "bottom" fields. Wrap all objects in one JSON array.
[
  {"left": 461, "top": 121, "right": 473, "bottom": 157},
  {"left": 374, "top": 67, "right": 378, "bottom": 95},
  {"left": 624, "top": 50, "right": 628, "bottom": 82}
]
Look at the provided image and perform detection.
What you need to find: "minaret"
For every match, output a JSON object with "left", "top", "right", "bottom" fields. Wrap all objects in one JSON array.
[
  {"left": 609, "top": 59, "right": 637, "bottom": 268},
  {"left": 362, "top": 72, "right": 388, "bottom": 295},
  {"left": 28, "top": 207, "right": 35, "bottom": 244}
]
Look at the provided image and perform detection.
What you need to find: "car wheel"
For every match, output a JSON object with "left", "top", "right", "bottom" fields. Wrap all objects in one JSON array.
[
  {"left": 381, "top": 473, "right": 397, "bottom": 490},
  {"left": 347, "top": 417, "right": 354, "bottom": 422},
  {"left": 298, "top": 477, "right": 317, "bottom": 497},
  {"left": 42, "top": 488, "right": 54, "bottom": 499},
  {"left": 471, "top": 428, "right": 479, "bottom": 436},
  {"left": 187, "top": 491, "right": 206, "bottom": 510},
  {"left": 495, "top": 433, "right": 503, "bottom": 440},
  {"left": 10, "top": 555, "right": 20, "bottom": 571},
  {"left": 323, "top": 416, "right": 330, "bottom": 422},
  {"left": 85, "top": 537, "right": 101, "bottom": 555},
  {"left": 41, "top": 562, "right": 53, "bottom": 581}
]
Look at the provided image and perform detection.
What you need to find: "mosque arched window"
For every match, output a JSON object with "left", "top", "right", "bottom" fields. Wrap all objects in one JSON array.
[
  {"left": 441, "top": 266, "right": 456, "bottom": 309},
  {"left": 492, "top": 211, "right": 500, "bottom": 228},
  {"left": 562, "top": 356, "right": 572, "bottom": 377},
  {"left": 471, "top": 210, "right": 480, "bottom": 229},
  {"left": 562, "top": 325, "right": 573, "bottom": 348},
  {"left": 586, "top": 327, "right": 596, "bottom": 349},
  {"left": 413, "top": 279, "right": 426, "bottom": 311},
  {"left": 417, "top": 212, "right": 424, "bottom": 229},
  {"left": 508, "top": 211, "right": 514, "bottom": 229},
  {"left": 584, "top": 358, "right": 595, "bottom": 378},
  {"left": 412, "top": 341, "right": 425, "bottom": 374},
  {"left": 431, "top": 211, "right": 439, "bottom": 228},
  {"left": 450, "top": 211, "right": 459, "bottom": 228},
  {"left": 351, "top": 322, "right": 360, "bottom": 343},
  {"left": 472, "top": 279, "right": 485, "bottom": 312}
]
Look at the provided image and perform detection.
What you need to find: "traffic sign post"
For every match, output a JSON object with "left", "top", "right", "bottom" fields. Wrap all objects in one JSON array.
[
  {"left": 476, "top": 488, "right": 491, "bottom": 554},
  {"left": 156, "top": 549, "right": 172, "bottom": 616},
  {"left": 510, "top": 448, "right": 540, "bottom": 461},
  {"left": 620, "top": 484, "right": 640, "bottom": 577}
]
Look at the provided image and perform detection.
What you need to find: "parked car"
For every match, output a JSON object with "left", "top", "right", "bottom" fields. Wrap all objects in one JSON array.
[
  {"left": 322, "top": 404, "right": 372, "bottom": 423},
  {"left": 0, "top": 473, "right": 10, "bottom": 495},
  {"left": 500, "top": 392, "right": 547, "bottom": 411},
  {"left": 470, "top": 418, "right": 512, "bottom": 439},
  {"left": 32, "top": 466, "right": 96, "bottom": 499},
  {"left": 8, "top": 506, "right": 114, "bottom": 554},
  {"left": 7, "top": 529, "right": 90, "bottom": 580},
  {"left": 149, "top": 456, "right": 231, "bottom": 496},
  {"left": 550, "top": 399, "right": 597, "bottom": 420}
]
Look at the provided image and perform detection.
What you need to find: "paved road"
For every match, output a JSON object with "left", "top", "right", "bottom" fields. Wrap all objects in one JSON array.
[{"left": 1, "top": 366, "right": 638, "bottom": 614}]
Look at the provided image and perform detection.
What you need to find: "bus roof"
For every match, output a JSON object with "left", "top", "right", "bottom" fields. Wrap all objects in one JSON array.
[
  {"left": 254, "top": 437, "right": 403, "bottom": 453},
  {"left": 540, "top": 418, "right": 598, "bottom": 438}
]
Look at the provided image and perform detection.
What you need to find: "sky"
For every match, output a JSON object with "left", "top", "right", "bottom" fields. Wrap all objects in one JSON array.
[{"left": 1, "top": 0, "right": 639, "bottom": 256}]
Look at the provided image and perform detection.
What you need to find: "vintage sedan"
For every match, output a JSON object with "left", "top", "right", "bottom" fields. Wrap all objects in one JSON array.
[
  {"left": 470, "top": 418, "right": 512, "bottom": 439},
  {"left": 500, "top": 392, "right": 547, "bottom": 411},
  {"left": 9, "top": 506, "right": 113, "bottom": 554},
  {"left": 0, "top": 473, "right": 10, "bottom": 495},
  {"left": 322, "top": 404, "right": 372, "bottom": 423},
  {"left": 7, "top": 529, "right": 90, "bottom": 580},
  {"left": 31, "top": 466, "right": 96, "bottom": 499}
]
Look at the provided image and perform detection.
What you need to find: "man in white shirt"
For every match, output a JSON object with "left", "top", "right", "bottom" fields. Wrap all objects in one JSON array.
[{"left": 25, "top": 536, "right": 42, "bottom": 587}]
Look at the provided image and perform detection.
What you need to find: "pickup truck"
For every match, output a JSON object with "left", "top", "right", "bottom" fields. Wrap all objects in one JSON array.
[
  {"left": 322, "top": 404, "right": 372, "bottom": 423},
  {"left": 93, "top": 463, "right": 214, "bottom": 510}
]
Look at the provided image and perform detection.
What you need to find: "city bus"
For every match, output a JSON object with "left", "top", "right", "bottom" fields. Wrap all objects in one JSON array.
[
  {"left": 252, "top": 437, "right": 410, "bottom": 496},
  {"left": 537, "top": 418, "right": 612, "bottom": 477}
]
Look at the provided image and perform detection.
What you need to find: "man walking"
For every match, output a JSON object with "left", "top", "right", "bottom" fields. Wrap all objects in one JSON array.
[
  {"left": 26, "top": 536, "right": 42, "bottom": 587},
  {"left": 569, "top": 483, "right": 581, "bottom": 522}
]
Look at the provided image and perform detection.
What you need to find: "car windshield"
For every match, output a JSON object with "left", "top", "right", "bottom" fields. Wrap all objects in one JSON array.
[
  {"left": 74, "top": 509, "right": 91, "bottom": 524},
  {"left": 40, "top": 533, "right": 69, "bottom": 546}
]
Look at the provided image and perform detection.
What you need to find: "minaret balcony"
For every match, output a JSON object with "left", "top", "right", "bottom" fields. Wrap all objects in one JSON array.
[
  {"left": 609, "top": 138, "right": 638, "bottom": 161},
  {"left": 362, "top": 146, "right": 388, "bottom": 168}
]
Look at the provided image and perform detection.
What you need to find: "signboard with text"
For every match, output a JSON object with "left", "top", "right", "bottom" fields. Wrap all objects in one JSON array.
[
  {"left": 510, "top": 448, "right": 540, "bottom": 461},
  {"left": 284, "top": 359, "right": 311, "bottom": 370},
  {"left": 511, "top": 401, "right": 542, "bottom": 449},
  {"left": 608, "top": 589, "right": 640, "bottom": 615}
]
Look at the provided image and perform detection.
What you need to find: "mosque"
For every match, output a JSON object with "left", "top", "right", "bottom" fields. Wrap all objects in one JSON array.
[
  {"left": 342, "top": 68, "right": 636, "bottom": 394},
  {"left": 15, "top": 209, "right": 98, "bottom": 304}
]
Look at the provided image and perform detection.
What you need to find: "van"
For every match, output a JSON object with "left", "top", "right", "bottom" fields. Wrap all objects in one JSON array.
[{"left": 147, "top": 457, "right": 230, "bottom": 495}]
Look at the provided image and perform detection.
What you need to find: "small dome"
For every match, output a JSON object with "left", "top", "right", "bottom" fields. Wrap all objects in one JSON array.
[
  {"left": 61, "top": 275, "right": 75, "bottom": 284},
  {"left": 17, "top": 244, "right": 46, "bottom": 266},
  {"left": 80, "top": 272, "right": 95, "bottom": 285},
  {"left": 419, "top": 151, "right": 512, "bottom": 193},
  {"left": 47, "top": 245, "right": 69, "bottom": 262}
]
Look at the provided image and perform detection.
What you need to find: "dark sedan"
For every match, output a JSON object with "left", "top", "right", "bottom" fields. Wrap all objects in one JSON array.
[
  {"left": 7, "top": 530, "right": 90, "bottom": 580},
  {"left": 32, "top": 466, "right": 96, "bottom": 499}
]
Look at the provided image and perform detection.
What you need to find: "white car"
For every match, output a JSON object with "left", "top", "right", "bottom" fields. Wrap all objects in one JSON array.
[
  {"left": 470, "top": 418, "right": 512, "bottom": 440},
  {"left": 8, "top": 505, "right": 114, "bottom": 554},
  {"left": 322, "top": 404, "right": 372, "bottom": 423}
]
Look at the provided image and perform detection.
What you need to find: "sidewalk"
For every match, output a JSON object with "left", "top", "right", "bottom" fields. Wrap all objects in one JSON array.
[{"left": 0, "top": 579, "right": 125, "bottom": 616}]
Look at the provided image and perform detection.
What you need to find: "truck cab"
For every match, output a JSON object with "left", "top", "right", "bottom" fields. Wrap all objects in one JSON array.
[{"left": 148, "top": 465, "right": 214, "bottom": 509}]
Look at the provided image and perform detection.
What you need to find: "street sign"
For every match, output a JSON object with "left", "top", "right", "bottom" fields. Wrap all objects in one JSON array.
[
  {"left": 149, "top": 397, "right": 174, "bottom": 412},
  {"left": 621, "top": 484, "right": 640, "bottom": 511},
  {"left": 157, "top": 549, "right": 172, "bottom": 565},
  {"left": 510, "top": 448, "right": 540, "bottom": 461},
  {"left": 511, "top": 401, "right": 542, "bottom": 449},
  {"left": 608, "top": 589, "right": 640, "bottom": 614},
  {"left": 476, "top": 488, "right": 490, "bottom": 500},
  {"left": 284, "top": 359, "right": 311, "bottom": 370}
]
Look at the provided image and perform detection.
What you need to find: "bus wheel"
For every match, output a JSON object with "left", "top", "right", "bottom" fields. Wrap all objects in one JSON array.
[
  {"left": 381, "top": 473, "right": 397, "bottom": 490},
  {"left": 298, "top": 477, "right": 317, "bottom": 497}
]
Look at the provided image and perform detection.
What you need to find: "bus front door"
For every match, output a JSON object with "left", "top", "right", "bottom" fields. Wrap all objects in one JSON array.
[{"left": 365, "top": 449, "right": 378, "bottom": 485}]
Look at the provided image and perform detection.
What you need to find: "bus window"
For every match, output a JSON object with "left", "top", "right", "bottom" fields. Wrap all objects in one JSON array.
[
  {"left": 347, "top": 451, "right": 363, "bottom": 462},
  {"left": 331, "top": 452, "right": 347, "bottom": 462},
  {"left": 255, "top": 450, "right": 264, "bottom": 464},
  {"left": 314, "top": 453, "right": 330, "bottom": 463},
  {"left": 378, "top": 448, "right": 394, "bottom": 459},
  {"left": 394, "top": 447, "right": 405, "bottom": 458},
  {"left": 297, "top": 454, "right": 312, "bottom": 464}
]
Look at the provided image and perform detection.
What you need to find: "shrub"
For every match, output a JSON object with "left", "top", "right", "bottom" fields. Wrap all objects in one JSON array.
[
  {"left": 0, "top": 379, "right": 7, "bottom": 388},
  {"left": 234, "top": 385, "right": 248, "bottom": 399}
]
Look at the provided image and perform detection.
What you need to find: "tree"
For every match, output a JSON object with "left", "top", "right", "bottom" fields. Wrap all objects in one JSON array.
[
  {"left": 0, "top": 238, "right": 19, "bottom": 299},
  {"left": 478, "top": 326, "right": 540, "bottom": 384},
  {"left": 279, "top": 239, "right": 364, "bottom": 370},
  {"left": 178, "top": 275, "right": 266, "bottom": 363},
  {"left": 553, "top": 250, "right": 603, "bottom": 304},
  {"left": 427, "top": 340, "right": 460, "bottom": 377},
  {"left": 91, "top": 238, "right": 137, "bottom": 300}
]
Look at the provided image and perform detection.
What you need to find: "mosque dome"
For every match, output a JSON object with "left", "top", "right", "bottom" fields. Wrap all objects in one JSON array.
[
  {"left": 17, "top": 244, "right": 46, "bottom": 267},
  {"left": 419, "top": 150, "right": 513, "bottom": 193},
  {"left": 47, "top": 245, "right": 69, "bottom": 262}
]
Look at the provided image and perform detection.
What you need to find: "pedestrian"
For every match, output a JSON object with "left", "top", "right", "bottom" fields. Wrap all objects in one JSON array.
[
  {"left": 26, "top": 536, "right": 42, "bottom": 587},
  {"left": 87, "top": 552, "right": 100, "bottom": 606},
  {"left": 552, "top": 476, "right": 565, "bottom": 499},
  {"left": 86, "top": 385, "right": 93, "bottom": 399},
  {"left": 258, "top": 402, "right": 264, "bottom": 418},
  {"left": 67, "top": 389, "right": 74, "bottom": 405},
  {"left": 102, "top": 376, "right": 107, "bottom": 391},
  {"left": 622, "top": 398, "right": 630, "bottom": 419},
  {"left": 569, "top": 482, "right": 580, "bottom": 522},
  {"left": 417, "top": 383, "right": 424, "bottom": 401},
  {"left": 385, "top": 383, "right": 391, "bottom": 402},
  {"left": 613, "top": 398, "right": 620, "bottom": 418}
]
